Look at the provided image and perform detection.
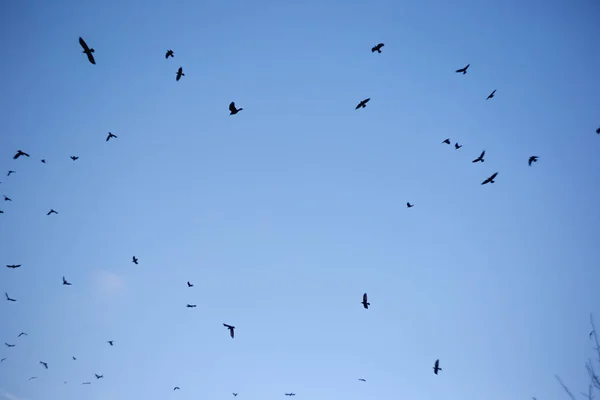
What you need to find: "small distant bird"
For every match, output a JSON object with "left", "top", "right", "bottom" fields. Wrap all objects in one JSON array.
[
  {"left": 233, "top": 393, "right": 238, "bottom": 396},
  {"left": 62, "top": 276, "right": 72, "bottom": 286},
  {"left": 362, "top": 293, "right": 370, "bottom": 309},
  {"left": 107, "top": 341, "right": 114, "bottom": 346},
  {"left": 528, "top": 156, "right": 538, "bottom": 166},
  {"left": 82, "top": 382, "right": 91, "bottom": 385},
  {"left": 3, "top": 195, "right": 11, "bottom": 201},
  {"left": 358, "top": 378, "right": 366, "bottom": 382},
  {"left": 455, "top": 64, "right": 470, "bottom": 74},
  {"left": 106, "top": 132, "right": 117, "bottom": 141},
  {"left": 472, "top": 150, "right": 485, "bottom": 163},
  {"left": 7, "top": 171, "right": 15, "bottom": 176},
  {"left": 433, "top": 359, "right": 442, "bottom": 375},
  {"left": 187, "top": 281, "right": 193, "bottom": 287},
  {"left": 285, "top": 394, "right": 296, "bottom": 396},
  {"left": 229, "top": 101, "right": 243, "bottom": 115},
  {"left": 0, "top": 210, "right": 3, "bottom": 214},
  {"left": 41, "top": 159, "right": 46, "bottom": 163},
  {"left": 18, "top": 332, "right": 27, "bottom": 337},
  {"left": 176, "top": 67, "right": 185, "bottom": 81},
  {"left": 7, "top": 264, "right": 21, "bottom": 269},
  {"left": 165, "top": 49, "right": 174, "bottom": 59},
  {"left": 47, "top": 209, "right": 58, "bottom": 215},
  {"left": 223, "top": 323, "right": 235, "bottom": 338},
  {"left": 486, "top": 89, "right": 496, "bottom": 100},
  {"left": 454, "top": 143, "right": 462, "bottom": 149},
  {"left": 72, "top": 357, "right": 77, "bottom": 360},
  {"left": 481, "top": 172, "right": 498, "bottom": 185},
  {"left": 371, "top": 43, "right": 384, "bottom": 53},
  {"left": 406, "top": 202, "right": 414, "bottom": 208},
  {"left": 132, "top": 256, "right": 138, "bottom": 264},
  {"left": 442, "top": 138, "right": 451, "bottom": 145},
  {"left": 355, "top": 98, "right": 370, "bottom": 110},
  {"left": 596, "top": 127, "right": 600, "bottom": 134},
  {"left": 5, "top": 293, "right": 16, "bottom": 302},
  {"left": 79, "top": 37, "right": 96, "bottom": 65},
  {"left": 40, "top": 361, "right": 48, "bottom": 369},
  {"left": 13, "top": 150, "right": 30, "bottom": 159},
  {"left": 186, "top": 304, "right": 197, "bottom": 308},
  {"left": 95, "top": 374, "right": 103, "bottom": 379},
  {"left": 5, "top": 343, "right": 15, "bottom": 347},
  {"left": 70, "top": 156, "right": 79, "bottom": 161},
  {"left": 29, "top": 376, "right": 37, "bottom": 381},
  {"left": 0, "top": 358, "right": 5, "bottom": 363},
  {"left": 174, "top": 387, "right": 180, "bottom": 391}
]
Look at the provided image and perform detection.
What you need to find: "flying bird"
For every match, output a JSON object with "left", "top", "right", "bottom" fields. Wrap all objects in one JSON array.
[
  {"left": 233, "top": 393, "right": 238, "bottom": 396},
  {"left": 107, "top": 341, "right": 114, "bottom": 346},
  {"left": 454, "top": 143, "right": 462, "bottom": 149},
  {"left": 5, "top": 293, "right": 16, "bottom": 302},
  {"left": 433, "top": 359, "right": 442, "bottom": 374},
  {"left": 442, "top": 138, "right": 451, "bottom": 144},
  {"left": 406, "top": 202, "right": 414, "bottom": 208},
  {"left": 165, "top": 49, "right": 174, "bottom": 59},
  {"left": 62, "top": 276, "right": 72, "bottom": 286},
  {"left": 355, "top": 98, "right": 370, "bottom": 110},
  {"left": 5, "top": 343, "right": 15, "bottom": 347},
  {"left": 223, "top": 323, "right": 235, "bottom": 338},
  {"left": 41, "top": 159, "right": 46, "bottom": 163},
  {"left": 0, "top": 358, "right": 6, "bottom": 363},
  {"left": 285, "top": 394, "right": 296, "bottom": 396},
  {"left": 481, "top": 172, "right": 498, "bottom": 185},
  {"left": 47, "top": 209, "right": 58, "bottom": 215},
  {"left": 106, "top": 132, "right": 117, "bottom": 141},
  {"left": 70, "top": 156, "right": 79, "bottom": 161},
  {"left": 95, "top": 374, "right": 103, "bottom": 379},
  {"left": 40, "top": 361, "right": 48, "bottom": 369},
  {"left": 173, "top": 387, "right": 180, "bottom": 391},
  {"left": 0, "top": 210, "right": 3, "bottom": 214},
  {"left": 18, "top": 332, "right": 27, "bottom": 337},
  {"left": 132, "top": 256, "right": 138, "bottom": 264},
  {"left": 371, "top": 43, "right": 384, "bottom": 53},
  {"left": 358, "top": 378, "right": 366, "bottom": 382},
  {"left": 7, "top": 171, "right": 15, "bottom": 176},
  {"left": 186, "top": 304, "right": 197, "bottom": 308},
  {"left": 6, "top": 264, "right": 21, "bottom": 269},
  {"left": 82, "top": 382, "right": 91, "bottom": 385},
  {"left": 176, "top": 67, "right": 185, "bottom": 81},
  {"left": 362, "top": 293, "right": 370, "bottom": 309},
  {"left": 29, "top": 376, "right": 37, "bottom": 381},
  {"left": 528, "top": 156, "right": 538, "bottom": 166},
  {"left": 187, "top": 281, "right": 193, "bottom": 287},
  {"left": 455, "top": 64, "right": 470, "bottom": 74},
  {"left": 13, "top": 150, "right": 30, "bottom": 159},
  {"left": 472, "top": 150, "right": 485, "bottom": 163},
  {"left": 72, "top": 357, "right": 77, "bottom": 360},
  {"left": 78, "top": 37, "right": 96, "bottom": 65},
  {"left": 486, "top": 89, "right": 496, "bottom": 100},
  {"left": 596, "top": 127, "right": 600, "bottom": 134},
  {"left": 229, "top": 101, "right": 243, "bottom": 115}
]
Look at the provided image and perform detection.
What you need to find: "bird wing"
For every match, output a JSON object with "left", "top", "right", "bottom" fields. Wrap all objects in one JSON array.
[
  {"left": 528, "top": 158, "right": 532, "bottom": 166},
  {"left": 480, "top": 150, "right": 485, "bottom": 158},
  {"left": 79, "top": 37, "right": 90, "bottom": 51},
  {"left": 363, "top": 293, "right": 367, "bottom": 303},
  {"left": 490, "top": 172, "right": 498, "bottom": 179},
  {"left": 230, "top": 329, "right": 235, "bottom": 338},
  {"left": 229, "top": 102, "right": 236, "bottom": 112},
  {"left": 363, "top": 98, "right": 370, "bottom": 104},
  {"left": 13, "top": 153, "right": 19, "bottom": 159},
  {"left": 86, "top": 52, "right": 96, "bottom": 64}
]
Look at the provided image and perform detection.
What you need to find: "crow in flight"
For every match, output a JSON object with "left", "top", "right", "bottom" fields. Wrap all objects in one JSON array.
[
  {"left": 7, "top": 171, "right": 15, "bottom": 176},
  {"left": 29, "top": 376, "right": 37, "bottom": 381},
  {"left": 186, "top": 304, "right": 197, "bottom": 308},
  {"left": 174, "top": 387, "right": 180, "bottom": 391},
  {"left": 5, "top": 343, "right": 15, "bottom": 347},
  {"left": 187, "top": 281, "right": 193, "bottom": 287},
  {"left": 406, "top": 202, "right": 414, "bottom": 208},
  {"left": 371, "top": 43, "right": 384, "bottom": 53},
  {"left": 472, "top": 150, "right": 485, "bottom": 163},
  {"left": 62, "top": 276, "right": 72, "bottom": 286},
  {"left": 40, "top": 361, "right": 48, "bottom": 369},
  {"left": 454, "top": 143, "right": 462, "bottom": 149},
  {"left": 106, "top": 132, "right": 117, "bottom": 141},
  {"left": 70, "top": 156, "right": 79, "bottom": 161},
  {"left": 132, "top": 256, "right": 138, "bottom": 264},
  {"left": 95, "top": 374, "right": 103, "bottom": 379},
  {"left": 486, "top": 90, "right": 496, "bottom": 100},
  {"left": 79, "top": 37, "right": 96, "bottom": 64},
  {"left": 107, "top": 341, "right": 114, "bottom": 346},
  {"left": 7, "top": 264, "right": 21, "bottom": 269},
  {"left": 18, "top": 332, "right": 27, "bottom": 337},
  {"left": 528, "top": 156, "right": 538, "bottom": 166},
  {"left": 82, "top": 382, "right": 91, "bottom": 385},
  {"left": 223, "top": 323, "right": 235, "bottom": 338},
  {"left": 355, "top": 98, "right": 370, "bottom": 110},
  {"left": 358, "top": 378, "right": 366, "bottom": 382},
  {"left": 362, "top": 293, "right": 370, "bottom": 309},
  {"left": 229, "top": 101, "right": 243, "bottom": 115},
  {"left": 3, "top": 195, "right": 11, "bottom": 201},
  {"left": 5, "top": 293, "right": 16, "bottom": 302},
  {"left": 176, "top": 67, "right": 185, "bottom": 81},
  {"left": 285, "top": 394, "right": 296, "bottom": 396},
  {"left": 481, "top": 172, "right": 498, "bottom": 185},
  {"left": 455, "top": 64, "right": 470, "bottom": 74},
  {"left": 47, "top": 209, "right": 58, "bottom": 215},
  {"left": 165, "top": 49, "right": 174, "bottom": 59},
  {"left": 433, "top": 359, "right": 442, "bottom": 374},
  {"left": 442, "top": 138, "right": 451, "bottom": 145},
  {"left": 13, "top": 150, "right": 30, "bottom": 159},
  {"left": 41, "top": 159, "right": 46, "bottom": 163},
  {"left": 233, "top": 393, "right": 238, "bottom": 396}
]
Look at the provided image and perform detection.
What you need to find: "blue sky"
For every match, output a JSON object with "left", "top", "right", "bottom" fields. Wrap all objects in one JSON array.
[{"left": 1, "top": 0, "right": 599, "bottom": 399}]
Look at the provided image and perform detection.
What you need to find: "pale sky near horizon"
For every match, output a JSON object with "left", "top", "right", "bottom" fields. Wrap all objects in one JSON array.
[{"left": 1, "top": 1, "right": 599, "bottom": 400}]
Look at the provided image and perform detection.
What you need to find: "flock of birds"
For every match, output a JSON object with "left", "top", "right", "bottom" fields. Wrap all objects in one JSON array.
[{"left": 0, "top": 35, "right": 598, "bottom": 394}]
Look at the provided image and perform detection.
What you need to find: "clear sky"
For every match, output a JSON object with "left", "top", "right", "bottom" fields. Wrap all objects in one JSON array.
[{"left": 1, "top": 0, "right": 599, "bottom": 399}]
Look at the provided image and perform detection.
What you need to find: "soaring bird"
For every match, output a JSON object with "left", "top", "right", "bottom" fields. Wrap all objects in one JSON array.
[
  {"left": 40, "top": 361, "right": 48, "bottom": 369},
  {"left": 82, "top": 382, "right": 91, "bottom": 385},
  {"left": 13, "top": 150, "right": 30, "bottom": 159},
  {"left": 62, "top": 276, "right": 72, "bottom": 286},
  {"left": 176, "top": 67, "right": 185, "bottom": 81},
  {"left": 6, "top": 264, "right": 21, "bottom": 269},
  {"left": 433, "top": 359, "right": 442, "bottom": 374},
  {"left": 165, "top": 49, "right": 174, "bottom": 59},
  {"left": 78, "top": 37, "right": 96, "bottom": 65},
  {"left": 442, "top": 138, "right": 451, "bottom": 145},
  {"left": 47, "top": 209, "right": 58, "bottom": 215},
  {"left": 72, "top": 357, "right": 77, "bottom": 360},
  {"left": 18, "top": 332, "right": 27, "bottom": 337},
  {"left": 358, "top": 378, "right": 366, "bottom": 382},
  {"left": 41, "top": 159, "right": 46, "bottom": 163},
  {"left": 285, "top": 394, "right": 296, "bottom": 396},
  {"left": 454, "top": 143, "right": 462, "bottom": 149},
  {"left": 371, "top": 43, "right": 384, "bottom": 53},
  {"left": 28, "top": 376, "right": 37, "bottom": 380},
  {"left": 486, "top": 89, "right": 496, "bottom": 100},
  {"left": 70, "top": 156, "right": 79, "bottom": 161},
  {"left": 355, "top": 98, "right": 370, "bottom": 110},
  {"left": 5, "top": 343, "right": 15, "bottom": 347},
  {"left": 223, "top": 323, "right": 235, "bottom": 338},
  {"left": 233, "top": 393, "right": 238, "bottom": 396},
  {"left": 106, "top": 132, "right": 117, "bottom": 141},
  {"left": 455, "top": 64, "right": 470, "bottom": 74},
  {"left": 187, "top": 281, "right": 194, "bottom": 287},
  {"left": 107, "top": 341, "right": 114, "bottom": 346},
  {"left": 481, "top": 172, "right": 498, "bottom": 185},
  {"left": 5, "top": 293, "right": 16, "bottom": 302},
  {"left": 3, "top": 195, "right": 11, "bottom": 201},
  {"left": 362, "top": 293, "right": 370, "bottom": 309},
  {"left": 229, "top": 101, "right": 243, "bottom": 115},
  {"left": 406, "top": 202, "right": 414, "bottom": 208},
  {"left": 95, "top": 374, "right": 103, "bottom": 379},
  {"left": 528, "top": 156, "right": 538, "bottom": 166},
  {"left": 472, "top": 150, "right": 485, "bottom": 163},
  {"left": 186, "top": 304, "right": 197, "bottom": 308},
  {"left": 0, "top": 358, "right": 6, "bottom": 363},
  {"left": 7, "top": 171, "right": 15, "bottom": 176},
  {"left": 132, "top": 256, "right": 138, "bottom": 264}
]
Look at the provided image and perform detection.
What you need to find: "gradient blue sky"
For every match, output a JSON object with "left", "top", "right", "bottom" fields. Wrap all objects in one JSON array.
[{"left": 1, "top": 1, "right": 599, "bottom": 399}]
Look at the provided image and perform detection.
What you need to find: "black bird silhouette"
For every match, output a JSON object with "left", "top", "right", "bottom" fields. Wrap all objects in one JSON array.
[
  {"left": 406, "top": 202, "right": 414, "bottom": 208},
  {"left": 186, "top": 304, "right": 197, "bottom": 308},
  {"left": 285, "top": 394, "right": 296, "bottom": 396},
  {"left": 442, "top": 138, "right": 451, "bottom": 144},
  {"left": 5, "top": 293, "right": 16, "bottom": 302},
  {"left": 362, "top": 293, "right": 370, "bottom": 309},
  {"left": 229, "top": 101, "right": 243, "bottom": 115},
  {"left": 0, "top": 358, "right": 6, "bottom": 363},
  {"left": 187, "top": 281, "right": 193, "bottom": 287},
  {"left": 454, "top": 143, "right": 462, "bottom": 149},
  {"left": 132, "top": 256, "right": 138, "bottom": 264},
  {"left": 174, "top": 386, "right": 180, "bottom": 391},
  {"left": 13, "top": 150, "right": 30, "bottom": 159},
  {"left": 106, "top": 132, "right": 117, "bottom": 141},
  {"left": 47, "top": 209, "right": 58, "bottom": 215},
  {"left": 107, "top": 341, "right": 114, "bottom": 346},
  {"left": 0, "top": 210, "right": 3, "bottom": 214},
  {"left": 371, "top": 43, "right": 384, "bottom": 53},
  {"left": 41, "top": 159, "right": 46, "bottom": 163},
  {"left": 486, "top": 89, "right": 496, "bottom": 100},
  {"left": 78, "top": 37, "right": 96, "bottom": 65},
  {"left": 176, "top": 67, "right": 185, "bottom": 81},
  {"left": 72, "top": 356, "right": 77, "bottom": 360},
  {"left": 165, "top": 49, "right": 174, "bottom": 59},
  {"left": 7, "top": 171, "right": 15, "bottom": 176},
  {"left": 62, "top": 276, "right": 72, "bottom": 286},
  {"left": 596, "top": 127, "right": 600, "bottom": 134},
  {"left": 455, "top": 64, "right": 470, "bottom": 74},
  {"left": 7, "top": 264, "right": 21, "bottom": 269},
  {"left": 223, "top": 323, "right": 235, "bottom": 338},
  {"left": 433, "top": 359, "right": 442, "bottom": 374},
  {"left": 472, "top": 150, "right": 485, "bottom": 163},
  {"left": 82, "top": 382, "right": 91, "bottom": 385},
  {"left": 95, "top": 374, "right": 103, "bottom": 379},
  {"left": 481, "top": 172, "right": 498, "bottom": 185},
  {"left": 358, "top": 378, "right": 366, "bottom": 382},
  {"left": 528, "top": 156, "right": 538, "bottom": 166},
  {"left": 18, "top": 332, "right": 27, "bottom": 337},
  {"left": 40, "top": 361, "right": 48, "bottom": 369},
  {"left": 355, "top": 98, "right": 370, "bottom": 110},
  {"left": 3, "top": 195, "right": 12, "bottom": 201},
  {"left": 233, "top": 393, "right": 238, "bottom": 396},
  {"left": 5, "top": 343, "right": 15, "bottom": 347},
  {"left": 29, "top": 376, "right": 37, "bottom": 381},
  {"left": 70, "top": 156, "right": 79, "bottom": 161}
]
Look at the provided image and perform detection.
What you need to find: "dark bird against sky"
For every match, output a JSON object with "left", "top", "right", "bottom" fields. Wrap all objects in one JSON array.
[
  {"left": 455, "top": 64, "right": 470, "bottom": 74},
  {"left": 362, "top": 293, "right": 370, "bottom": 309},
  {"left": 132, "top": 256, "right": 138, "bottom": 264},
  {"left": 371, "top": 43, "right": 384, "bottom": 53},
  {"left": 62, "top": 276, "right": 72, "bottom": 286},
  {"left": 47, "top": 209, "right": 58, "bottom": 215},
  {"left": 78, "top": 37, "right": 96, "bottom": 65},
  {"left": 472, "top": 150, "right": 485, "bottom": 163},
  {"left": 528, "top": 156, "right": 539, "bottom": 166},
  {"left": 106, "top": 132, "right": 117, "bottom": 141},
  {"left": 13, "top": 150, "right": 30, "bottom": 159},
  {"left": 223, "top": 323, "right": 235, "bottom": 338},
  {"left": 176, "top": 67, "right": 184, "bottom": 81},
  {"left": 442, "top": 138, "right": 451, "bottom": 144},
  {"left": 355, "top": 98, "right": 370, "bottom": 110},
  {"left": 40, "top": 361, "right": 48, "bottom": 369},
  {"left": 433, "top": 359, "right": 442, "bottom": 374},
  {"left": 486, "top": 89, "right": 496, "bottom": 100},
  {"left": 7, "top": 264, "right": 21, "bottom": 269},
  {"left": 7, "top": 171, "right": 15, "bottom": 176},
  {"left": 454, "top": 143, "right": 462, "bottom": 149},
  {"left": 70, "top": 156, "right": 79, "bottom": 161},
  {"left": 165, "top": 49, "right": 174, "bottom": 59},
  {"left": 407, "top": 202, "right": 414, "bottom": 208},
  {"left": 5, "top": 293, "right": 16, "bottom": 302},
  {"left": 481, "top": 172, "right": 498, "bottom": 185},
  {"left": 229, "top": 101, "right": 243, "bottom": 115}
]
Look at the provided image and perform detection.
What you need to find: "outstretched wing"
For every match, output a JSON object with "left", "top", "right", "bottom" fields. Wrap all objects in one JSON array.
[
  {"left": 86, "top": 52, "right": 96, "bottom": 65},
  {"left": 79, "top": 37, "right": 90, "bottom": 52},
  {"left": 363, "top": 293, "right": 368, "bottom": 303},
  {"left": 229, "top": 102, "right": 236, "bottom": 113}
]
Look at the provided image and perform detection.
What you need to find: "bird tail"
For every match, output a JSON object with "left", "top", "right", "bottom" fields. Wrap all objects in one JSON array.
[{"left": 377, "top": 49, "right": 382, "bottom": 53}]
